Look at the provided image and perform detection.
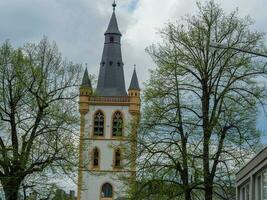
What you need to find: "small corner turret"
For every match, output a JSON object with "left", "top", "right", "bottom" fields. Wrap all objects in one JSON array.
[
  {"left": 79, "top": 68, "right": 92, "bottom": 114},
  {"left": 128, "top": 67, "right": 141, "bottom": 114}
]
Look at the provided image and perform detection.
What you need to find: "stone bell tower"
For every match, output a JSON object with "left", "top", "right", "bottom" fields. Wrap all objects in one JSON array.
[{"left": 77, "top": 1, "right": 140, "bottom": 200}]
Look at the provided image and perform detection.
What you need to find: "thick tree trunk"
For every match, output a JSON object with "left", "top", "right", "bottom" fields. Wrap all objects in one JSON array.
[
  {"left": 204, "top": 180, "right": 213, "bottom": 200},
  {"left": 202, "top": 77, "right": 213, "bottom": 200},
  {"left": 203, "top": 134, "right": 213, "bottom": 200},
  {"left": 185, "top": 189, "right": 192, "bottom": 200},
  {"left": 181, "top": 139, "right": 191, "bottom": 200},
  {"left": 2, "top": 178, "right": 21, "bottom": 200}
]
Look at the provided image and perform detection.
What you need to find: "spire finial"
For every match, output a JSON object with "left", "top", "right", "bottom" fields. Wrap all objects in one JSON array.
[
  {"left": 134, "top": 64, "right": 136, "bottom": 70},
  {"left": 112, "top": 0, "right": 116, "bottom": 12}
]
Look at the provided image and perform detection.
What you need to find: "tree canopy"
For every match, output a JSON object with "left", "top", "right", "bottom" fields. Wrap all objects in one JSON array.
[
  {"left": 0, "top": 37, "right": 81, "bottom": 200},
  {"left": 130, "top": 1, "right": 267, "bottom": 200}
]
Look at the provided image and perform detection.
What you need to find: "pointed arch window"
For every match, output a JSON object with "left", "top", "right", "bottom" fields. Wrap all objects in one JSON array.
[
  {"left": 101, "top": 183, "right": 113, "bottom": 198},
  {"left": 94, "top": 111, "right": 104, "bottom": 136},
  {"left": 112, "top": 111, "right": 123, "bottom": 137},
  {"left": 114, "top": 148, "right": 121, "bottom": 168},
  {"left": 92, "top": 147, "right": 100, "bottom": 168}
]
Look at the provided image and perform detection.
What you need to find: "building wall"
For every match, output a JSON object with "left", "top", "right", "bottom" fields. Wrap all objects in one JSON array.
[
  {"left": 80, "top": 105, "right": 132, "bottom": 200},
  {"left": 236, "top": 147, "right": 267, "bottom": 200}
]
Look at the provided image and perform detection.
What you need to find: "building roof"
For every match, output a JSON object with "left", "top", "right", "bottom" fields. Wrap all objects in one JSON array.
[
  {"left": 129, "top": 68, "right": 140, "bottom": 90},
  {"left": 95, "top": 2, "right": 127, "bottom": 96},
  {"left": 236, "top": 146, "right": 267, "bottom": 183},
  {"left": 81, "top": 68, "right": 92, "bottom": 88},
  {"left": 105, "top": 11, "right": 121, "bottom": 36}
]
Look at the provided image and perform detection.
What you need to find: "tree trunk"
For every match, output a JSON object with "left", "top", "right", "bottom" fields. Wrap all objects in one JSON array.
[
  {"left": 204, "top": 180, "right": 213, "bottom": 200},
  {"left": 2, "top": 178, "right": 21, "bottom": 200},
  {"left": 202, "top": 77, "right": 213, "bottom": 200},
  {"left": 185, "top": 189, "right": 191, "bottom": 200}
]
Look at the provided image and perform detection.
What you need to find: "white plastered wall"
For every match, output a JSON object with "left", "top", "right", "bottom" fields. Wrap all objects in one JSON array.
[{"left": 80, "top": 105, "right": 132, "bottom": 200}]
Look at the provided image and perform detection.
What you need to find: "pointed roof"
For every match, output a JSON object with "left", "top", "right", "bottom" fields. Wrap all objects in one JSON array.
[
  {"left": 96, "top": 2, "right": 126, "bottom": 96},
  {"left": 129, "top": 68, "right": 140, "bottom": 90},
  {"left": 81, "top": 68, "right": 92, "bottom": 88},
  {"left": 105, "top": 5, "right": 121, "bottom": 35}
]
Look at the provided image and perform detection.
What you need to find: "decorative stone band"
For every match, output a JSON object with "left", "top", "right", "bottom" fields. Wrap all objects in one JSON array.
[
  {"left": 83, "top": 169, "right": 135, "bottom": 173},
  {"left": 89, "top": 96, "right": 130, "bottom": 106},
  {"left": 82, "top": 137, "right": 129, "bottom": 141},
  {"left": 90, "top": 96, "right": 130, "bottom": 102}
]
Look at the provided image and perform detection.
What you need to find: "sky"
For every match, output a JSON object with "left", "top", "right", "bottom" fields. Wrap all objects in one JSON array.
[
  {"left": 0, "top": 0, "right": 267, "bottom": 123},
  {"left": 0, "top": 0, "right": 267, "bottom": 138},
  {"left": 0, "top": 0, "right": 266, "bottom": 192},
  {"left": 0, "top": 0, "right": 266, "bottom": 127}
]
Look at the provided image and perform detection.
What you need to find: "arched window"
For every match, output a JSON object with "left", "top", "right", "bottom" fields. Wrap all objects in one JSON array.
[
  {"left": 112, "top": 111, "right": 123, "bottom": 137},
  {"left": 101, "top": 183, "right": 113, "bottom": 198},
  {"left": 94, "top": 111, "right": 104, "bottom": 136},
  {"left": 114, "top": 148, "right": 121, "bottom": 168},
  {"left": 92, "top": 147, "right": 99, "bottom": 168}
]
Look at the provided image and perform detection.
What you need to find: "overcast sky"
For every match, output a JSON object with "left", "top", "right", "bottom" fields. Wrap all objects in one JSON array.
[
  {"left": 0, "top": 0, "right": 266, "bottom": 137},
  {"left": 0, "top": 0, "right": 266, "bottom": 192}
]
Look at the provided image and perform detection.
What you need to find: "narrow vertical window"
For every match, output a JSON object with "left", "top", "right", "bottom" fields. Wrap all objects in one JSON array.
[
  {"left": 114, "top": 148, "right": 121, "bottom": 168},
  {"left": 94, "top": 111, "right": 104, "bottom": 136},
  {"left": 112, "top": 111, "right": 123, "bottom": 137},
  {"left": 263, "top": 171, "right": 267, "bottom": 199},
  {"left": 257, "top": 175, "right": 262, "bottom": 200},
  {"left": 92, "top": 147, "right": 99, "bottom": 168},
  {"left": 101, "top": 183, "right": 113, "bottom": 198},
  {"left": 245, "top": 184, "right": 249, "bottom": 200},
  {"left": 110, "top": 36, "right": 114, "bottom": 43}
]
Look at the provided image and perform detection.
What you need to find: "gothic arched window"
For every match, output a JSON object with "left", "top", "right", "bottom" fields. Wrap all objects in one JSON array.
[
  {"left": 101, "top": 183, "right": 113, "bottom": 198},
  {"left": 112, "top": 111, "right": 123, "bottom": 137},
  {"left": 92, "top": 147, "right": 100, "bottom": 168},
  {"left": 114, "top": 148, "right": 121, "bottom": 168},
  {"left": 94, "top": 111, "right": 104, "bottom": 136}
]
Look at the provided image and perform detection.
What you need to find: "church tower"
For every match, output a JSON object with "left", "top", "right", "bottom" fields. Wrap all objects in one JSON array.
[{"left": 77, "top": 2, "right": 140, "bottom": 200}]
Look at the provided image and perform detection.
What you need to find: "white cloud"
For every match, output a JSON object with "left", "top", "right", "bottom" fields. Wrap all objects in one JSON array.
[
  {"left": 0, "top": 0, "right": 265, "bottom": 86},
  {"left": 0, "top": 0, "right": 266, "bottom": 191},
  {"left": 124, "top": 0, "right": 267, "bottom": 86}
]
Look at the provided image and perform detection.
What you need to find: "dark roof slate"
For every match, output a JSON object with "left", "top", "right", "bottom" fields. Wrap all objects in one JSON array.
[
  {"left": 105, "top": 11, "right": 121, "bottom": 36},
  {"left": 129, "top": 68, "right": 140, "bottom": 90},
  {"left": 96, "top": 5, "right": 127, "bottom": 96},
  {"left": 81, "top": 68, "right": 92, "bottom": 88}
]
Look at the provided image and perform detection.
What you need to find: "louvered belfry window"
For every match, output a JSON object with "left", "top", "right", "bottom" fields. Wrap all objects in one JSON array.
[
  {"left": 114, "top": 148, "right": 121, "bottom": 168},
  {"left": 92, "top": 148, "right": 99, "bottom": 168},
  {"left": 112, "top": 111, "right": 123, "bottom": 137},
  {"left": 94, "top": 111, "right": 104, "bottom": 136}
]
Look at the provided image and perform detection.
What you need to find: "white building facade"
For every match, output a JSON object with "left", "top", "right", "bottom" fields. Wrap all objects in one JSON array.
[
  {"left": 236, "top": 147, "right": 267, "bottom": 200},
  {"left": 77, "top": 2, "right": 141, "bottom": 200}
]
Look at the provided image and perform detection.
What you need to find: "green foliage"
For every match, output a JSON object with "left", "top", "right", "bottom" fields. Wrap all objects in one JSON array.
[
  {"left": 0, "top": 37, "right": 81, "bottom": 200},
  {"left": 131, "top": 1, "right": 267, "bottom": 200}
]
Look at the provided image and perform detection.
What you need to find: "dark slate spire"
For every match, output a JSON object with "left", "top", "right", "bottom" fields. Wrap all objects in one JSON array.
[
  {"left": 105, "top": 1, "right": 121, "bottom": 36},
  {"left": 81, "top": 68, "right": 92, "bottom": 88},
  {"left": 96, "top": 2, "right": 127, "bottom": 96},
  {"left": 129, "top": 67, "right": 140, "bottom": 90}
]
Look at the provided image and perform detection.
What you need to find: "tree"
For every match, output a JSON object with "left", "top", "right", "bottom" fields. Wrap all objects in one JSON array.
[
  {"left": 0, "top": 37, "right": 80, "bottom": 200},
  {"left": 132, "top": 1, "right": 267, "bottom": 200}
]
